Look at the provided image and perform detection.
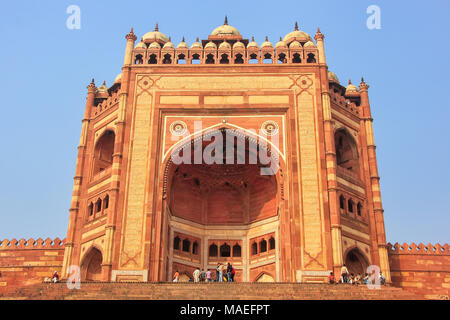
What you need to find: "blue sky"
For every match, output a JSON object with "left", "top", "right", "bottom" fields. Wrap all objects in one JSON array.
[{"left": 0, "top": 0, "right": 448, "bottom": 244}]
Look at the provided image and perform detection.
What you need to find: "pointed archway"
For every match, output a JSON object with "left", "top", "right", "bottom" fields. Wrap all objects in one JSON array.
[
  {"left": 344, "top": 247, "right": 369, "bottom": 276},
  {"left": 81, "top": 247, "right": 103, "bottom": 281}
]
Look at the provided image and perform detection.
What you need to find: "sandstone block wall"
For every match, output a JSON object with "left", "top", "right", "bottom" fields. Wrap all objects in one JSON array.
[
  {"left": 0, "top": 238, "right": 65, "bottom": 294},
  {"left": 388, "top": 242, "right": 450, "bottom": 299}
]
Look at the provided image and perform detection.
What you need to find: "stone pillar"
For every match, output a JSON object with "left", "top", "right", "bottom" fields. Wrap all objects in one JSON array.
[
  {"left": 316, "top": 28, "right": 342, "bottom": 277},
  {"left": 359, "top": 79, "right": 391, "bottom": 283},
  {"left": 123, "top": 28, "right": 137, "bottom": 66},
  {"left": 62, "top": 79, "right": 96, "bottom": 277},
  {"left": 314, "top": 28, "right": 326, "bottom": 65}
]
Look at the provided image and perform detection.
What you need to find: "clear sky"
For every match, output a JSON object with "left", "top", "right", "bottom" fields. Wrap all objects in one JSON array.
[{"left": 0, "top": 0, "right": 448, "bottom": 244}]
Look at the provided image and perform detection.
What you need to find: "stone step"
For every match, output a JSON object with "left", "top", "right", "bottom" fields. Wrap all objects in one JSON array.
[{"left": 0, "top": 282, "right": 422, "bottom": 300}]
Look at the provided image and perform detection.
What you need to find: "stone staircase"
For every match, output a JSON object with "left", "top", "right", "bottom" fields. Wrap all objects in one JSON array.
[{"left": 0, "top": 282, "right": 422, "bottom": 300}]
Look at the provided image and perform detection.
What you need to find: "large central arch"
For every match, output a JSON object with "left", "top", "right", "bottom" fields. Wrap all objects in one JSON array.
[{"left": 161, "top": 127, "right": 285, "bottom": 282}]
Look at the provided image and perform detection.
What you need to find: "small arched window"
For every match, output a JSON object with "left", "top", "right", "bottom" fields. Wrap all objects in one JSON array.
[
  {"left": 177, "top": 54, "right": 186, "bottom": 64},
  {"left": 232, "top": 244, "right": 241, "bottom": 257},
  {"left": 163, "top": 54, "right": 172, "bottom": 64},
  {"left": 278, "top": 53, "right": 287, "bottom": 64},
  {"left": 269, "top": 237, "right": 275, "bottom": 250},
  {"left": 134, "top": 54, "right": 143, "bottom": 64},
  {"left": 205, "top": 54, "right": 215, "bottom": 64},
  {"left": 191, "top": 53, "right": 201, "bottom": 64},
  {"left": 334, "top": 129, "right": 360, "bottom": 175},
  {"left": 251, "top": 242, "right": 258, "bottom": 255},
  {"left": 95, "top": 199, "right": 102, "bottom": 213},
  {"left": 292, "top": 53, "right": 301, "bottom": 63},
  {"left": 88, "top": 202, "right": 93, "bottom": 216},
  {"left": 307, "top": 53, "right": 316, "bottom": 63},
  {"left": 260, "top": 239, "right": 267, "bottom": 253},
  {"left": 348, "top": 199, "right": 354, "bottom": 213},
  {"left": 209, "top": 244, "right": 218, "bottom": 257},
  {"left": 173, "top": 236, "right": 181, "bottom": 250},
  {"left": 182, "top": 239, "right": 190, "bottom": 252},
  {"left": 263, "top": 53, "right": 272, "bottom": 64},
  {"left": 234, "top": 53, "right": 244, "bottom": 64},
  {"left": 148, "top": 54, "right": 157, "bottom": 64},
  {"left": 93, "top": 130, "right": 115, "bottom": 175},
  {"left": 192, "top": 241, "right": 198, "bottom": 255},
  {"left": 249, "top": 53, "right": 258, "bottom": 64},
  {"left": 103, "top": 195, "right": 109, "bottom": 209},
  {"left": 220, "top": 54, "right": 229, "bottom": 64},
  {"left": 220, "top": 243, "right": 230, "bottom": 257},
  {"left": 340, "top": 195, "right": 346, "bottom": 210},
  {"left": 357, "top": 203, "right": 362, "bottom": 216}
]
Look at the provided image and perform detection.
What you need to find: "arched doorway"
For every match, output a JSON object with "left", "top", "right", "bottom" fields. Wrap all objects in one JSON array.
[
  {"left": 164, "top": 127, "right": 282, "bottom": 281},
  {"left": 344, "top": 248, "right": 369, "bottom": 276},
  {"left": 81, "top": 247, "right": 103, "bottom": 281}
]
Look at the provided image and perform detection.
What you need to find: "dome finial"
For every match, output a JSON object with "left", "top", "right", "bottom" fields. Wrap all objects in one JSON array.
[
  {"left": 224, "top": 15, "right": 228, "bottom": 25},
  {"left": 155, "top": 23, "right": 159, "bottom": 31},
  {"left": 196, "top": 37, "right": 199, "bottom": 42},
  {"left": 280, "top": 36, "right": 282, "bottom": 41},
  {"left": 182, "top": 36, "right": 185, "bottom": 42},
  {"left": 252, "top": 36, "right": 255, "bottom": 42},
  {"left": 265, "top": 36, "right": 268, "bottom": 41},
  {"left": 295, "top": 21, "right": 299, "bottom": 31},
  {"left": 349, "top": 79, "right": 352, "bottom": 85}
]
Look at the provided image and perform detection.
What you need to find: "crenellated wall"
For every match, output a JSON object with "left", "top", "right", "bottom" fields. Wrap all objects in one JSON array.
[
  {"left": 387, "top": 242, "right": 450, "bottom": 299},
  {"left": 0, "top": 238, "right": 65, "bottom": 294}
]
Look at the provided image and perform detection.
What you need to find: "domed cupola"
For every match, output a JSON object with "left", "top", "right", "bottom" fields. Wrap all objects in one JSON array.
[
  {"left": 345, "top": 79, "right": 360, "bottom": 95},
  {"left": 275, "top": 37, "right": 287, "bottom": 48},
  {"left": 289, "top": 40, "right": 301, "bottom": 48},
  {"left": 149, "top": 41, "right": 161, "bottom": 49},
  {"left": 114, "top": 73, "right": 122, "bottom": 84},
  {"left": 163, "top": 37, "right": 175, "bottom": 49},
  {"left": 205, "top": 41, "right": 217, "bottom": 49},
  {"left": 143, "top": 23, "right": 169, "bottom": 45},
  {"left": 135, "top": 40, "right": 147, "bottom": 49},
  {"left": 247, "top": 36, "right": 259, "bottom": 49},
  {"left": 283, "top": 22, "right": 312, "bottom": 44},
  {"left": 211, "top": 16, "right": 241, "bottom": 36},
  {"left": 219, "top": 40, "right": 231, "bottom": 50},
  {"left": 261, "top": 36, "right": 273, "bottom": 48},
  {"left": 233, "top": 41, "right": 245, "bottom": 49},
  {"left": 191, "top": 37, "right": 202, "bottom": 49},
  {"left": 303, "top": 40, "right": 316, "bottom": 48},
  {"left": 328, "top": 71, "right": 340, "bottom": 84},
  {"left": 177, "top": 37, "right": 189, "bottom": 49}
]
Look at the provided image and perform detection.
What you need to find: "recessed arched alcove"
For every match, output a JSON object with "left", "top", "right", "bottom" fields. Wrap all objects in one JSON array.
[
  {"left": 80, "top": 247, "right": 103, "bottom": 281},
  {"left": 344, "top": 247, "right": 369, "bottom": 276}
]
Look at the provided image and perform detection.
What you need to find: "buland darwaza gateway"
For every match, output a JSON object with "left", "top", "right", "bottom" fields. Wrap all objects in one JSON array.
[
  {"left": 60, "top": 19, "right": 391, "bottom": 283},
  {"left": 1, "top": 19, "right": 449, "bottom": 298}
]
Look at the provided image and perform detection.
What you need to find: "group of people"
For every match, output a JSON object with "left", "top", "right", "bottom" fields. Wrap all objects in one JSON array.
[
  {"left": 172, "top": 262, "right": 236, "bottom": 283},
  {"left": 328, "top": 264, "right": 386, "bottom": 285}
]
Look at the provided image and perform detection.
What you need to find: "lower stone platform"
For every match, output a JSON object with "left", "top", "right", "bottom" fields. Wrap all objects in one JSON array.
[{"left": 0, "top": 282, "right": 422, "bottom": 300}]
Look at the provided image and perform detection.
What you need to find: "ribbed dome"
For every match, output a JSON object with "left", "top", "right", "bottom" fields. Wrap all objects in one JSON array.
[
  {"left": 114, "top": 73, "right": 122, "bottom": 84},
  {"left": 289, "top": 41, "right": 301, "bottom": 48},
  {"left": 346, "top": 80, "right": 359, "bottom": 93},
  {"left": 275, "top": 37, "right": 287, "bottom": 48},
  {"left": 97, "top": 81, "right": 108, "bottom": 93},
  {"left": 205, "top": 41, "right": 217, "bottom": 49},
  {"left": 143, "top": 24, "right": 169, "bottom": 44},
  {"left": 191, "top": 37, "right": 202, "bottom": 49},
  {"left": 247, "top": 36, "right": 259, "bottom": 49},
  {"left": 211, "top": 17, "right": 240, "bottom": 36},
  {"left": 233, "top": 41, "right": 245, "bottom": 49},
  {"left": 149, "top": 42, "right": 161, "bottom": 49},
  {"left": 303, "top": 40, "right": 316, "bottom": 48},
  {"left": 177, "top": 37, "right": 189, "bottom": 49},
  {"left": 283, "top": 22, "right": 312, "bottom": 43},
  {"left": 135, "top": 41, "right": 147, "bottom": 49},
  {"left": 219, "top": 40, "right": 231, "bottom": 49},
  {"left": 328, "top": 71, "right": 340, "bottom": 84},
  {"left": 261, "top": 36, "right": 273, "bottom": 48}
]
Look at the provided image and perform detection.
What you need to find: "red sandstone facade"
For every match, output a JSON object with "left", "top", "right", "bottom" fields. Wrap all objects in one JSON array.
[{"left": 0, "top": 20, "right": 448, "bottom": 298}]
